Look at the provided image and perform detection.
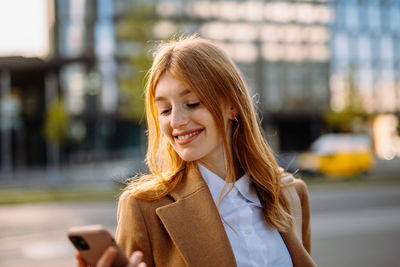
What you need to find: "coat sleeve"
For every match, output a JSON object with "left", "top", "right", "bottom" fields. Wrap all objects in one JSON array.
[
  {"left": 294, "top": 179, "right": 312, "bottom": 254},
  {"left": 115, "top": 191, "right": 154, "bottom": 266}
]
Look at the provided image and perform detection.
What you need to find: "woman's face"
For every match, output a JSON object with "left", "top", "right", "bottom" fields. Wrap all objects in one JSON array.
[{"left": 154, "top": 73, "right": 231, "bottom": 165}]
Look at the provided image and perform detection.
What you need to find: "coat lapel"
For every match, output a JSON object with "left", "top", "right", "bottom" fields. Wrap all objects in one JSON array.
[
  {"left": 156, "top": 167, "right": 237, "bottom": 267},
  {"left": 155, "top": 166, "right": 316, "bottom": 267}
]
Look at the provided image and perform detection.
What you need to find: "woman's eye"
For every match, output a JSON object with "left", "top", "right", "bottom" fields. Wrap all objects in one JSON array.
[
  {"left": 186, "top": 102, "right": 200, "bottom": 108},
  {"left": 160, "top": 109, "right": 171, "bottom": 115}
]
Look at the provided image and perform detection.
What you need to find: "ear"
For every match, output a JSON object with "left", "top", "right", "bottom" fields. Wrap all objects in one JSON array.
[{"left": 227, "top": 104, "right": 238, "bottom": 120}]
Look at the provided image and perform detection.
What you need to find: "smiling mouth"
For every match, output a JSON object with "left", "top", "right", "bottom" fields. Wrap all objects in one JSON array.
[{"left": 174, "top": 129, "right": 203, "bottom": 142}]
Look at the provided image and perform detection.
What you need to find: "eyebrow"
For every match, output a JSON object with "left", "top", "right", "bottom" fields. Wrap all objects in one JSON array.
[{"left": 154, "top": 89, "right": 192, "bottom": 102}]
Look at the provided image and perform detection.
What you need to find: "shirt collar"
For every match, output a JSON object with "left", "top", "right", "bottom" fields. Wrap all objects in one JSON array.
[
  {"left": 234, "top": 173, "right": 262, "bottom": 207},
  {"left": 198, "top": 163, "right": 262, "bottom": 208},
  {"left": 198, "top": 163, "right": 225, "bottom": 205}
]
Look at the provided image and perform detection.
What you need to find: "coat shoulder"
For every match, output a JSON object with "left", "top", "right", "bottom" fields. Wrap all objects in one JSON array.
[
  {"left": 119, "top": 189, "right": 173, "bottom": 215},
  {"left": 116, "top": 190, "right": 176, "bottom": 266}
]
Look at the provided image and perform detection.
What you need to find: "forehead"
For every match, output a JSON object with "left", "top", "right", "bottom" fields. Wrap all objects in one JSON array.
[{"left": 154, "top": 74, "right": 194, "bottom": 101}]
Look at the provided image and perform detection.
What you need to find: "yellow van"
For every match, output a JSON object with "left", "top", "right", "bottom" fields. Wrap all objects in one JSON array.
[{"left": 298, "top": 134, "right": 374, "bottom": 177}]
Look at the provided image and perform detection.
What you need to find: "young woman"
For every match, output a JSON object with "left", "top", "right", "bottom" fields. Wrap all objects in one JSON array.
[{"left": 78, "top": 36, "right": 317, "bottom": 267}]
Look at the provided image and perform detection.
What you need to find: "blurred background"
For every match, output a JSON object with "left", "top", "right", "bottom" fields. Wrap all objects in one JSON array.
[{"left": 0, "top": 0, "right": 399, "bottom": 266}]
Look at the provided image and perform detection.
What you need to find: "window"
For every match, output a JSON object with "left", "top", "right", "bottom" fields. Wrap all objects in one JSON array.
[{"left": 346, "top": 3, "right": 358, "bottom": 31}]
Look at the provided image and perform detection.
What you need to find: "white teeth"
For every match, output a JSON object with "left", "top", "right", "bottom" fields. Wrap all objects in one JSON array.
[{"left": 177, "top": 131, "right": 199, "bottom": 140}]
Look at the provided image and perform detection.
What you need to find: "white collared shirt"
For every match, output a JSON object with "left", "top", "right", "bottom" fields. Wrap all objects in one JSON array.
[{"left": 198, "top": 164, "right": 293, "bottom": 267}]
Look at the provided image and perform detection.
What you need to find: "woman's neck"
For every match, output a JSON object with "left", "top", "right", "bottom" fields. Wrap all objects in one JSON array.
[
  {"left": 198, "top": 160, "right": 227, "bottom": 180},
  {"left": 198, "top": 157, "right": 244, "bottom": 181}
]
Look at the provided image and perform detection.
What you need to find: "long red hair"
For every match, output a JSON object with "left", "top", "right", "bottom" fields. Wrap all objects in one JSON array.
[{"left": 125, "top": 36, "right": 292, "bottom": 232}]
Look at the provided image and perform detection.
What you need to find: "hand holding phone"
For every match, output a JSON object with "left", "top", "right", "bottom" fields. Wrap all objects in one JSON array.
[
  {"left": 68, "top": 225, "right": 129, "bottom": 267},
  {"left": 76, "top": 248, "right": 147, "bottom": 267}
]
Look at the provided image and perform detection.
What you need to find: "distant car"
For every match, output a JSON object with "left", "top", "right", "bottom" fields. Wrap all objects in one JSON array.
[{"left": 298, "top": 134, "right": 375, "bottom": 177}]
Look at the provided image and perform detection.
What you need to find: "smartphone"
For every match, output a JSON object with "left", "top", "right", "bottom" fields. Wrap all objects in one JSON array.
[{"left": 67, "top": 224, "right": 129, "bottom": 267}]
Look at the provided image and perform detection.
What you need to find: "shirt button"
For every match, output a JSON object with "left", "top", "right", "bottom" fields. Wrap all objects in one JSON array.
[{"left": 245, "top": 229, "right": 252, "bottom": 235}]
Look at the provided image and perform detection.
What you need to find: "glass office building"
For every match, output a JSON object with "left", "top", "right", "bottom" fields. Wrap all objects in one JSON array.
[
  {"left": 147, "top": 0, "right": 332, "bottom": 152},
  {"left": 149, "top": 0, "right": 400, "bottom": 154},
  {"left": 329, "top": 0, "right": 400, "bottom": 159},
  {"left": 1, "top": 0, "right": 399, "bottom": 170}
]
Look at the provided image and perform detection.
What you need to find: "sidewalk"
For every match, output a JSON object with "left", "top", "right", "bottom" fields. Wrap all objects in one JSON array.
[{"left": 369, "top": 157, "right": 400, "bottom": 176}]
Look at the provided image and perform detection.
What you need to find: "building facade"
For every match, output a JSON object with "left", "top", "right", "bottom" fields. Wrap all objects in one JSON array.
[{"left": 1, "top": 0, "right": 399, "bottom": 172}]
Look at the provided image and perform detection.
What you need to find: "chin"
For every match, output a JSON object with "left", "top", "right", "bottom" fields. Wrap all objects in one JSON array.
[{"left": 177, "top": 151, "right": 202, "bottom": 162}]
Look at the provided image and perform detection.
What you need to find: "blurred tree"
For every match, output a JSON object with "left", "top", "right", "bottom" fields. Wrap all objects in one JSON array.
[
  {"left": 116, "top": 2, "right": 169, "bottom": 122},
  {"left": 44, "top": 98, "right": 69, "bottom": 146},
  {"left": 324, "top": 67, "right": 370, "bottom": 132}
]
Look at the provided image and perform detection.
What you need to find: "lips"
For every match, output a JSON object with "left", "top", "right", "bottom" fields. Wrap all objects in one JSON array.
[{"left": 173, "top": 129, "right": 203, "bottom": 145}]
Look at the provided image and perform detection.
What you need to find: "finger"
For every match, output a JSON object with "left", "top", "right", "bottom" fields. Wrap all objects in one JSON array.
[
  {"left": 138, "top": 262, "right": 147, "bottom": 267},
  {"left": 76, "top": 252, "right": 88, "bottom": 267},
  {"left": 96, "top": 246, "right": 118, "bottom": 267},
  {"left": 127, "top": 251, "right": 144, "bottom": 267}
]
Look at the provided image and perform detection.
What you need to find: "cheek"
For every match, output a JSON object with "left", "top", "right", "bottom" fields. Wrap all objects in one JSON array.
[
  {"left": 201, "top": 112, "right": 218, "bottom": 131},
  {"left": 159, "top": 118, "right": 172, "bottom": 138}
]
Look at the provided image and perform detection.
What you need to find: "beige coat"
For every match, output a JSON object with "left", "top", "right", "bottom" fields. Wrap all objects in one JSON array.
[{"left": 116, "top": 167, "right": 317, "bottom": 267}]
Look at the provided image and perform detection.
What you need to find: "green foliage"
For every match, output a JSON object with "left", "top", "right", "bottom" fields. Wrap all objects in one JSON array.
[
  {"left": 324, "top": 68, "right": 370, "bottom": 132},
  {"left": 116, "top": 2, "right": 156, "bottom": 42},
  {"left": 43, "top": 98, "right": 69, "bottom": 146},
  {"left": 116, "top": 2, "right": 158, "bottom": 122},
  {"left": 0, "top": 188, "right": 120, "bottom": 205}
]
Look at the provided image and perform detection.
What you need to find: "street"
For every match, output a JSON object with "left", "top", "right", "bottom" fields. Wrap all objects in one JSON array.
[
  {"left": 0, "top": 182, "right": 399, "bottom": 267},
  {"left": 310, "top": 184, "right": 400, "bottom": 267}
]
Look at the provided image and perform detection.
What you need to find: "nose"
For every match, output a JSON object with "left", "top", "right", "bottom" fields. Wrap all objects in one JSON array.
[{"left": 170, "top": 106, "right": 189, "bottom": 128}]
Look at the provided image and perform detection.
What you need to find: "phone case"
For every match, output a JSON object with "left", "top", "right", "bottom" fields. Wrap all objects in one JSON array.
[{"left": 68, "top": 225, "right": 129, "bottom": 267}]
